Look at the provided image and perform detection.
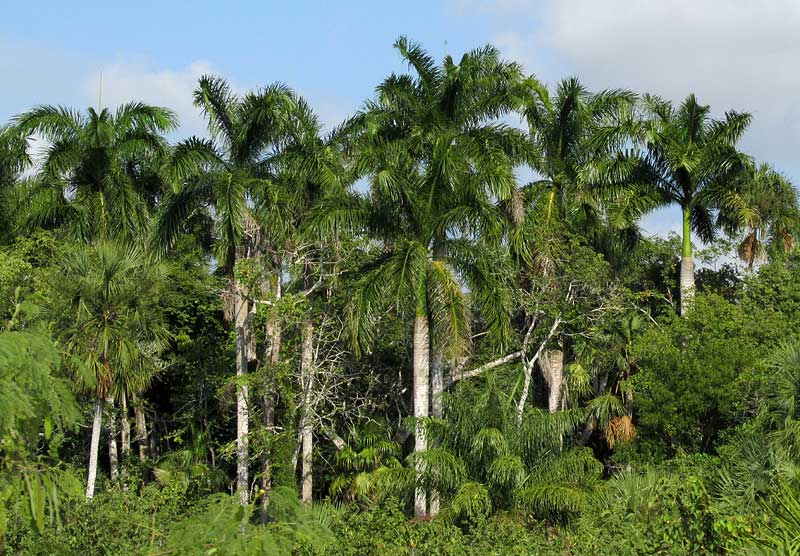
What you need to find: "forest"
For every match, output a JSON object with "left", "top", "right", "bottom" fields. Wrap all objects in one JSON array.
[{"left": 1, "top": 37, "right": 800, "bottom": 555}]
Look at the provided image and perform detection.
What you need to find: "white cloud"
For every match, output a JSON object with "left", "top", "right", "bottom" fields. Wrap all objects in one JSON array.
[
  {"left": 474, "top": 1, "right": 800, "bottom": 178},
  {"left": 84, "top": 60, "right": 216, "bottom": 139}
]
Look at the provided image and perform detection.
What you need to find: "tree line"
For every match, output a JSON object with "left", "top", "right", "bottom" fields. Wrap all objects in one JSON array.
[{"left": 2, "top": 37, "right": 800, "bottom": 554}]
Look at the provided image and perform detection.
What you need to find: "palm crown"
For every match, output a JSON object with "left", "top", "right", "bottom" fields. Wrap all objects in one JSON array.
[{"left": 14, "top": 103, "right": 177, "bottom": 243}]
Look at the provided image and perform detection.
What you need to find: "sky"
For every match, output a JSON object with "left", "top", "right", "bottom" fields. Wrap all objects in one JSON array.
[{"left": 2, "top": 0, "right": 798, "bottom": 237}]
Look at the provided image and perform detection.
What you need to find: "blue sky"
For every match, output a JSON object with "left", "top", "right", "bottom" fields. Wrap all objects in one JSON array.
[{"left": 2, "top": 0, "right": 799, "bottom": 238}]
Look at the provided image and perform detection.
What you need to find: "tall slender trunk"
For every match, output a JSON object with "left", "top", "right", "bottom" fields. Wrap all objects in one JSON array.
[
  {"left": 413, "top": 313, "right": 430, "bottom": 518},
  {"left": 680, "top": 206, "right": 695, "bottom": 316},
  {"left": 260, "top": 271, "right": 281, "bottom": 523},
  {"left": 428, "top": 350, "right": 444, "bottom": 516},
  {"left": 234, "top": 284, "right": 250, "bottom": 505},
  {"left": 107, "top": 397, "right": 119, "bottom": 483},
  {"left": 540, "top": 349, "right": 564, "bottom": 413},
  {"left": 86, "top": 398, "right": 103, "bottom": 500},
  {"left": 133, "top": 394, "right": 148, "bottom": 462},
  {"left": 120, "top": 393, "right": 130, "bottom": 483},
  {"left": 300, "top": 317, "right": 314, "bottom": 505}
]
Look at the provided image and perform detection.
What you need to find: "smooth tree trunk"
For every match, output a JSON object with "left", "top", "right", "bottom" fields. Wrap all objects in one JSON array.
[
  {"left": 413, "top": 314, "right": 430, "bottom": 518},
  {"left": 300, "top": 317, "right": 315, "bottom": 505},
  {"left": 120, "top": 393, "right": 130, "bottom": 483},
  {"left": 86, "top": 398, "right": 104, "bottom": 500},
  {"left": 107, "top": 397, "right": 119, "bottom": 483},
  {"left": 121, "top": 394, "right": 130, "bottom": 458},
  {"left": 234, "top": 285, "right": 250, "bottom": 505},
  {"left": 540, "top": 349, "right": 564, "bottom": 413},
  {"left": 680, "top": 206, "right": 695, "bottom": 316},
  {"left": 260, "top": 272, "right": 281, "bottom": 523},
  {"left": 133, "top": 394, "right": 148, "bottom": 462},
  {"left": 428, "top": 351, "right": 444, "bottom": 516}
]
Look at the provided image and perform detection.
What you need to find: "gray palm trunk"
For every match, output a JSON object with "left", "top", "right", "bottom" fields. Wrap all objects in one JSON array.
[
  {"left": 428, "top": 352, "right": 444, "bottom": 516},
  {"left": 540, "top": 349, "right": 565, "bottom": 413},
  {"left": 107, "top": 397, "right": 119, "bottom": 482},
  {"left": 120, "top": 393, "right": 130, "bottom": 461},
  {"left": 413, "top": 314, "right": 430, "bottom": 518},
  {"left": 234, "top": 285, "right": 250, "bottom": 506},
  {"left": 120, "top": 393, "right": 130, "bottom": 482},
  {"left": 300, "top": 317, "right": 315, "bottom": 505},
  {"left": 133, "top": 394, "right": 148, "bottom": 462},
  {"left": 85, "top": 398, "right": 103, "bottom": 500},
  {"left": 680, "top": 206, "right": 695, "bottom": 316}
]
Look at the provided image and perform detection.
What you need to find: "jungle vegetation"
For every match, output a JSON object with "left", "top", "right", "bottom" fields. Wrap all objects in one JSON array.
[{"left": 2, "top": 38, "right": 800, "bottom": 555}]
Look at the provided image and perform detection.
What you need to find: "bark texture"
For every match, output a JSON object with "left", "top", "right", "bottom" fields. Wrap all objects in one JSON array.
[
  {"left": 300, "top": 317, "right": 315, "bottom": 505},
  {"left": 680, "top": 206, "right": 695, "bottom": 316},
  {"left": 107, "top": 397, "right": 119, "bottom": 482},
  {"left": 428, "top": 352, "right": 444, "bottom": 516},
  {"left": 234, "top": 285, "right": 250, "bottom": 505},
  {"left": 413, "top": 315, "right": 430, "bottom": 518},
  {"left": 85, "top": 398, "right": 103, "bottom": 500},
  {"left": 540, "top": 349, "right": 565, "bottom": 413},
  {"left": 133, "top": 394, "right": 148, "bottom": 462},
  {"left": 120, "top": 393, "right": 130, "bottom": 462},
  {"left": 680, "top": 256, "right": 695, "bottom": 316}
]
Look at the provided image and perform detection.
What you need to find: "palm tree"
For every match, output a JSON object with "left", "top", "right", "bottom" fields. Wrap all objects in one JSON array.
[
  {"left": 154, "top": 75, "right": 297, "bottom": 505},
  {"left": 318, "top": 37, "right": 525, "bottom": 517},
  {"left": 55, "top": 242, "right": 166, "bottom": 499},
  {"left": 511, "top": 77, "right": 641, "bottom": 412},
  {"left": 632, "top": 94, "right": 751, "bottom": 314},
  {"left": 718, "top": 162, "right": 799, "bottom": 268},
  {"left": 13, "top": 102, "right": 177, "bottom": 243}
]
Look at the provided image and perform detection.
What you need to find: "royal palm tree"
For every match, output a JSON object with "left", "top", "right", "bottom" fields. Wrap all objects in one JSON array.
[
  {"left": 511, "top": 77, "right": 641, "bottom": 412},
  {"left": 154, "top": 75, "right": 297, "bottom": 505},
  {"left": 55, "top": 242, "right": 167, "bottom": 499},
  {"left": 632, "top": 94, "right": 751, "bottom": 314},
  {"left": 317, "top": 37, "right": 525, "bottom": 517},
  {"left": 13, "top": 102, "right": 177, "bottom": 244},
  {"left": 718, "top": 162, "right": 799, "bottom": 268}
]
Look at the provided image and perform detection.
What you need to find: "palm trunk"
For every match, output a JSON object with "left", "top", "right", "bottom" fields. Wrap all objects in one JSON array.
[
  {"left": 107, "top": 397, "right": 119, "bottom": 483},
  {"left": 540, "top": 349, "right": 564, "bottom": 413},
  {"left": 413, "top": 313, "right": 430, "bottom": 518},
  {"left": 428, "top": 351, "right": 444, "bottom": 516},
  {"left": 234, "top": 284, "right": 250, "bottom": 505},
  {"left": 260, "top": 271, "right": 281, "bottom": 523},
  {"left": 120, "top": 393, "right": 130, "bottom": 483},
  {"left": 680, "top": 206, "right": 695, "bottom": 316},
  {"left": 86, "top": 398, "right": 103, "bottom": 500},
  {"left": 300, "top": 317, "right": 315, "bottom": 505},
  {"left": 133, "top": 394, "right": 148, "bottom": 462}
]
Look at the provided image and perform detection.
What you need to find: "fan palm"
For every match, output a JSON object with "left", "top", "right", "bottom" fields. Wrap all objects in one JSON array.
[
  {"left": 631, "top": 94, "right": 751, "bottom": 314},
  {"left": 317, "top": 37, "right": 526, "bottom": 517},
  {"left": 154, "top": 75, "right": 297, "bottom": 504},
  {"left": 13, "top": 102, "right": 177, "bottom": 244},
  {"left": 54, "top": 242, "right": 167, "bottom": 499}
]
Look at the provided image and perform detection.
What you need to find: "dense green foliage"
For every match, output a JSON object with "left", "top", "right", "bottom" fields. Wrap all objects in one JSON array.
[{"left": 2, "top": 37, "right": 800, "bottom": 554}]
